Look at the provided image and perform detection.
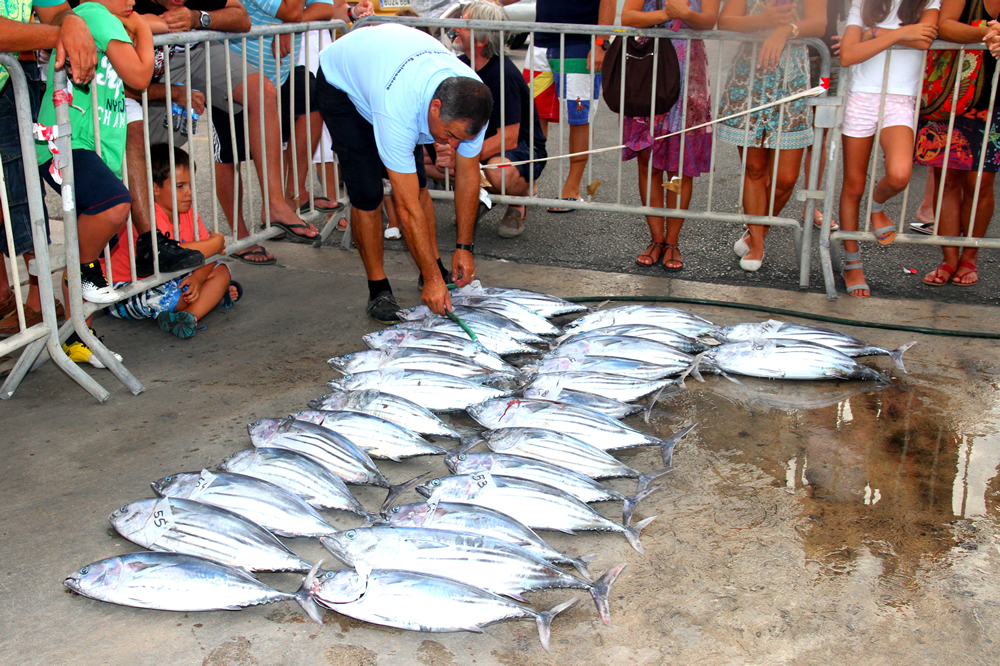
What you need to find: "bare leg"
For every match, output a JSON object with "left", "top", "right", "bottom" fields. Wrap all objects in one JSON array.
[
  {"left": 635, "top": 148, "right": 665, "bottom": 264},
  {"left": 176, "top": 263, "right": 232, "bottom": 320},
  {"left": 351, "top": 205, "right": 387, "bottom": 281},
  {"left": 839, "top": 135, "right": 876, "bottom": 296},
  {"left": 563, "top": 123, "right": 590, "bottom": 200},
  {"left": 663, "top": 172, "right": 692, "bottom": 269},
  {"left": 125, "top": 121, "right": 152, "bottom": 235},
  {"left": 740, "top": 146, "right": 804, "bottom": 263},
  {"left": 952, "top": 170, "right": 995, "bottom": 285},
  {"left": 285, "top": 111, "right": 324, "bottom": 203},
  {"left": 215, "top": 162, "right": 273, "bottom": 262},
  {"left": 916, "top": 167, "right": 937, "bottom": 225},
  {"left": 922, "top": 169, "right": 963, "bottom": 284}
]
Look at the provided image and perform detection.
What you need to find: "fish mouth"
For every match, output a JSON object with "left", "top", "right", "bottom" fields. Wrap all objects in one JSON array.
[
  {"left": 64, "top": 577, "right": 83, "bottom": 594},
  {"left": 415, "top": 485, "right": 432, "bottom": 498}
]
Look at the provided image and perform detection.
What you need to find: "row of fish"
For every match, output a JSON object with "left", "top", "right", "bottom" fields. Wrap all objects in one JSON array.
[{"left": 66, "top": 286, "right": 915, "bottom": 650}]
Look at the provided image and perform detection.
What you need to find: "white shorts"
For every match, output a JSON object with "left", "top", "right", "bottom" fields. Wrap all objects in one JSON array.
[
  {"left": 125, "top": 97, "right": 143, "bottom": 124},
  {"left": 842, "top": 91, "right": 917, "bottom": 138}
]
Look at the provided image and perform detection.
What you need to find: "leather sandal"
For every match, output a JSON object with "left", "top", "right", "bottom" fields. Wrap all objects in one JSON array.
[
  {"left": 951, "top": 260, "right": 978, "bottom": 286},
  {"left": 871, "top": 200, "right": 896, "bottom": 245},
  {"left": 842, "top": 251, "right": 870, "bottom": 297},
  {"left": 922, "top": 262, "right": 956, "bottom": 286},
  {"left": 662, "top": 243, "right": 683, "bottom": 271},
  {"left": 636, "top": 242, "right": 666, "bottom": 266}
]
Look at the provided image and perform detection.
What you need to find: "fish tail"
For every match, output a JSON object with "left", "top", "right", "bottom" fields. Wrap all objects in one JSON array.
[
  {"left": 890, "top": 341, "right": 917, "bottom": 373},
  {"left": 636, "top": 467, "right": 674, "bottom": 495},
  {"left": 658, "top": 423, "right": 697, "bottom": 468},
  {"left": 295, "top": 561, "right": 325, "bottom": 625},
  {"left": 448, "top": 436, "right": 481, "bottom": 457},
  {"left": 588, "top": 563, "right": 627, "bottom": 626},
  {"left": 687, "top": 351, "right": 706, "bottom": 384},
  {"left": 569, "top": 552, "right": 598, "bottom": 580},
  {"left": 361, "top": 512, "right": 387, "bottom": 527},
  {"left": 534, "top": 596, "right": 579, "bottom": 651},
  {"left": 623, "top": 516, "right": 657, "bottom": 554},
  {"left": 379, "top": 472, "right": 431, "bottom": 517},
  {"left": 623, "top": 484, "right": 662, "bottom": 527}
]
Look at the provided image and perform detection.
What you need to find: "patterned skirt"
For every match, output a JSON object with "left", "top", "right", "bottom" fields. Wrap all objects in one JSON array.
[
  {"left": 622, "top": 39, "right": 713, "bottom": 177},
  {"left": 914, "top": 105, "right": 1000, "bottom": 172}
]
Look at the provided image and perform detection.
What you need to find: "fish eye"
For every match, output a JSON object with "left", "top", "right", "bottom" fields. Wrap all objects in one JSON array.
[
  {"left": 325, "top": 572, "right": 335, "bottom": 579},
  {"left": 345, "top": 530, "right": 356, "bottom": 539},
  {"left": 458, "top": 454, "right": 466, "bottom": 461},
  {"left": 79, "top": 566, "right": 89, "bottom": 575},
  {"left": 120, "top": 506, "right": 128, "bottom": 513},
  {"left": 390, "top": 507, "right": 399, "bottom": 514},
  {"left": 164, "top": 476, "right": 172, "bottom": 483},
  {"left": 431, "top": 479, "right": 440, "bottom": 487}
]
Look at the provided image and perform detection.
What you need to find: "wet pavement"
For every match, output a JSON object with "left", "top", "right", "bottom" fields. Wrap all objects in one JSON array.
[{"left": 2, "top": 241, "right": 998, "bottom": 665}]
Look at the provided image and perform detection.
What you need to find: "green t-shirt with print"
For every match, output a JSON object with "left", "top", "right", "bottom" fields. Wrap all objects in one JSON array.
[
  {"left": 0, "top": 0, "right": 64, "bottom": 92},
  {"left": 35, "top": 1, "right": 130, "bottom": 177}
]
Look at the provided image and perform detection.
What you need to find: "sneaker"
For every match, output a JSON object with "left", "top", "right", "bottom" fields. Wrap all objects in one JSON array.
[
  {"left": 156, "top": 311, "right": 198, "bottom": 339},
  {"left": 63, "top": 329, "right": 122, "bottom": 369},
  {"left": 366, "top": 290, "right": 401, "bottom": 325},
  {"left": 498, "top": 208, "right": 525, "bottom": 238},
  {"left": 135, "top": 230, "right": 205, "bottom": 275},
  {"left": 79, "top": 261, "right": 120, "bottom": 304},
  {"left": 384, "top": 226, "right": 402, "bottom": 240}
]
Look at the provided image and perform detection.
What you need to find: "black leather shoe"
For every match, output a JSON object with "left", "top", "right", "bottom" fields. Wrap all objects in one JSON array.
[
  {"left": 135, "top": 230, "right": 205, "bottom": 275},
  {"left": 366, "top": 291, "right": 401, "bottom": 325}
]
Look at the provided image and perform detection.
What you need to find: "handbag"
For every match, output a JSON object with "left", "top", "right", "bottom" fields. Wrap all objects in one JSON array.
[
  {"left": 601, "top": 2, "right": 681, "bottom": 118},
  {"left": 920, "top": 1, "right": 986, "bottom": 121}
]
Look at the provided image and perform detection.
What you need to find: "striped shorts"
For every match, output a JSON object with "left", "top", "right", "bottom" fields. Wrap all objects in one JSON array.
[{"left": 522, "top": 43, "right": 601, "bottom": 125}]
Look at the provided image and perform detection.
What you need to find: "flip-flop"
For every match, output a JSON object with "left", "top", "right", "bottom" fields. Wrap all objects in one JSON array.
[
  {"left": 951, "top": 260, "right": 978, "bottom": 286},
  {"left": 270, "top": 220, "right": 320, "bottom": 243},
  {"left": 297, "top": 198, "right": 345, "bottom": 215},
  {"left": 231, "top": 246, "right": 277, "bottom": 266},
  {"left": 922, "top": 262, "right": 956, "bottom": 286},
  {"left": 223, "top": 280, "right": 244, "bottom": 308},
  {"left": 547, "top": 197, "right": 582, "bottom": 213}
]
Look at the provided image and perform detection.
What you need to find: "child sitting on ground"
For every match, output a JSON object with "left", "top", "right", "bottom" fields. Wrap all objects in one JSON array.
[{"left": 105, "top": 144, "right": 242, "bottom": 339}]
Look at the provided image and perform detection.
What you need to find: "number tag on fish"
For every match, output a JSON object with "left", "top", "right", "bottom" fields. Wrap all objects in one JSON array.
[
  {"left": 759, "top": 320, "right": 784, "bottom": 336},
  {"left": 470, "top": 471, "right": 497, "bottom": 497},
  {"left": 140, "top": 497, "right": 175, "bottom": 546},
  {"left": 191, "top": 469, "right": 217, "bottom": 500},
  {"left": 422, "top": 492, "right": 442, "bottom": 526}
]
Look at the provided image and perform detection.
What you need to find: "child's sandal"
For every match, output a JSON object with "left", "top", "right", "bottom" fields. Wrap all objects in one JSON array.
[
  {"left": 870, "top": 200, "right": 896, "bottom": 245},
  {"left": 842, "top": 251, "right": 870, "bottom": 298}
]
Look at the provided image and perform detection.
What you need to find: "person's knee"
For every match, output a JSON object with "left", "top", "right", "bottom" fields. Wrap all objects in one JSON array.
[
  {"left": 883, "top": 165, "right": 912, "bottom": 193},
  {"left": 745, "top": 161, "right": 770, "bottom": 182},
  {"left": 214, "top": 263, "right": 231, "bottom": 282}
]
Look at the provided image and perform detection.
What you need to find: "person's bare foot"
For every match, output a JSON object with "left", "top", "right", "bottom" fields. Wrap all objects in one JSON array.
[{"left": 843, "top": 266, "right": 870, "bottom": 297}]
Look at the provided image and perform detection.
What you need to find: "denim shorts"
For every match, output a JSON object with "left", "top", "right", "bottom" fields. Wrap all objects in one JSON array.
[{"left": 0, "top": 62, "right": 47, "bottom": 257}]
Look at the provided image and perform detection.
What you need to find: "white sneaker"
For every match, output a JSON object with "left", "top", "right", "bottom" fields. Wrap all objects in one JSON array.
[
  {"left": 79, "top": 262, "right": 120, "bottom": 304},
  {"left": 384, "top": 227, "right": 401, "bottom": 240}
]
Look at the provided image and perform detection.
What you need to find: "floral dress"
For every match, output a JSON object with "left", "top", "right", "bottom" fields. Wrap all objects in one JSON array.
[
  {"left": 715, "top": 0, "right": 813, "bottom": 150},
  {"left": 622, "top": 0, "right": 714, "bottom": 176}
]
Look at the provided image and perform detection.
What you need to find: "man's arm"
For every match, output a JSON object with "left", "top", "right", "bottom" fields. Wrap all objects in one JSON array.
[
  {"left": 451, "top": 151, "right": 480, "bottom": 287},
  {"left": 302, "top": 0, "right": 335, "bottom": 21},
  {"left": 479, "top": 122, "right": 519, "bottom": 162},
  {"left": 32, "top": 3, "right": 97, "bottom": 84},
  {"left": 160, "top": 0, "right": 252, "bottom": 34},
  {"left": 589, "top": 0, "right": 616, "bottom": 72},
  {"left": 274, "top": 0, "right": 306, "bottom": 23}
]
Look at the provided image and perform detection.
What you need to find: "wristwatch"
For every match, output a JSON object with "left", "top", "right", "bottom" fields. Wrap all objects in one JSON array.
[
  {"left": 789, "top": 23, "right": 800, "bottom": 39},
  {"left": 596, "top": 38, "right": 609, "bottom": 51},
  {"left": 198, "top": 10, "right": 212, "bottom": 29}
]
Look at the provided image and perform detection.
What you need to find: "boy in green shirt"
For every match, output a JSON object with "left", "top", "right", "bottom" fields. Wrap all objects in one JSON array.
[{"left": 35, "top": 0, "right": 155, "bottom": 304}]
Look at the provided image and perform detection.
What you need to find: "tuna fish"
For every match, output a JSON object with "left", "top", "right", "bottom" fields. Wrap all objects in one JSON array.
[
  {"left": 702, "top": 340, "right": 890, "bottom": 381},
  {"left": 522, "top": 385, "right": 644, "bottom": 419},
  {"left": 525, "top": 371, "right": 682, "bottom": 403},
  {"left": 562, "top": 305, "right": 716, "bottom": 338},
  {"left": 320, "top": 526, "right": 626, "bottom": 625},
  {"left": 300, "top": 567, "right": 577, "bottom": 650},
  {"left": 362, "top": 329, "right": 511, "bottom": 372},
  {"left": 327, "top": 369, "right": 515, "bottom": 412},
  {"left": 547, "top": 335, "right": 698, "bottom": 374},
  {"left": 289, "top": 411, "right": 448, "bottom": 461},
  {"left": 525, "top": 355, "right": 681, "bottom": 380},
  {"left": 557, "top": 324, "right": 711, "bottom": 353},
  {"left": 449, "top": 296, "right": 562, "bottom": 336},
  {"left": 110, "top": 497, "right": 313, "bottom": 572},
  {"left": 388, "top": 317, "right": 539, "bottom": 356},
  {"left": 151, "top": 470, "right": 338, "bottom": 538},
  {"left": 709, "top": 320, "right": 916, "bottom": 372},
  {"left": 65, "top": 552, "right": 312, "bottom": 613},
  {"left": 451, "top": 280, "right": 589, "bottom": 317},
  {"left": 218, "top": 448, "right": 370, "bottom": 515},
  {"left": 416, "top": 474, "right": 656, "bottom": 554},
  {"left": 307, "top": 389, "right": 461, "bottom": 438},
  {"left": 328, "top": 347, "right": 514, "bottom": 379}
]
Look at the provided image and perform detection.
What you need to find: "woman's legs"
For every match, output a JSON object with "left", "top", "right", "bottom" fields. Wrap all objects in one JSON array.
[
  {"left": 839, "top": 134, "right": 876, "bottom": 296},
  {"left": 739, "top": 146, "right": 804, "bottom": 263},
  {"left": 923, "top": 168, "right": 963, "bottom": 284},
  {"left": 870, "top": 126, "right": 916, "bottom": 243},
  {"left": 635, "top": 148, "right": 666, "bottom": 265},
  {"left": 952, "top": 170, "right": 996, "bottom": 284},
  {"left": 663, "top": 172, "right": 692, "bottom": 269}
]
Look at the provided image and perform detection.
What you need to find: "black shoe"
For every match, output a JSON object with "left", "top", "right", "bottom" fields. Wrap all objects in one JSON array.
[
  {"left": 366, "top": 290, "right": 401, "bottom": 324},
  {"left": 135, "top": 230, "right": 205, "bottom": 275},
  {"left": 78, "top": 261, "right": 118, "bottom": 304}
]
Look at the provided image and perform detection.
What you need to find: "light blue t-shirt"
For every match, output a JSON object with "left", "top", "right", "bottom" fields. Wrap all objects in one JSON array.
[
  {"left": 232, "top": 0, "right": 332, "bottom": 87},
  {"left": 318, "top": 23, "right": 486, "bottom": 174}
]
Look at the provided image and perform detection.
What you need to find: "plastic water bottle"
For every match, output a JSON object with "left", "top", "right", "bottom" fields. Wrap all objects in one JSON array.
[{"left": 164, "top": 90, "right": 200, "bottom": 136}]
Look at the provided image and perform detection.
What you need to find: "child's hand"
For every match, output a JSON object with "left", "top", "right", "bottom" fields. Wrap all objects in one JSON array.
[
  {"left": 760, "top": 0, "right": 795, "bottom": 26},
  {"left": 830, "top": 33, "right": 842, "bottom": 57},
  {"left": 897, "top": 23, "right": 937, "bottom": 47},
  {"left": 143, "top": 14, "right": 170, "bottom": 35},
  {"left": 179, "top": 276, "right": 202, "bottom": 304},
  {"left": 119, "top": 12, "right": 149, "bottom": 39}
]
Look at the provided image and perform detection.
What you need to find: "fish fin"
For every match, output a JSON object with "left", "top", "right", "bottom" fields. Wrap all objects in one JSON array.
[
  {"left": 636, "top": 467, "right": 674, "bottom": 495},
  {"left": 501, "top": 591, "right": 531, "bottom": 603},
  {"left": 657, "top": 423, "right": 696, "bottom": 468},
  {"left": 890, "top": 341, "right": 917, "bottom": 373},
  {"left": 589, "top": 563, "right": 626, "bottom": 627},
  {"left": 687, "top": 351, "right": 706, "bottom": 384},
  {"left": 623, "top": 484, "right": 661, "bottom": 527},
  {"left": 623, "top": 516, "right": 657, "bottom": 554},
  {"left": 535, "top": 596, "right": 578, "bottom": 651},
  {"left": 568, "top": 554, "right": 597, "bottom": 581},
  {"left": 722, "top": 372, "right": 744, "bottom": 385},
  {"left": 447, "top": 436, "right": 481, "bottom": 457},
  {"left": 461, "top": 625, "right": 485, "bottom": 634},
  {"left": 361, "top": 513, "right": 388, "bottom": 527},
  {"left": 379, "top": 472, "right": 431, "bottom": 517},
  {"left": 295, "top": 561, "right": 326, "bottom": 625},
  {"left": 594, "top": 299, "right": 611, "bottom": 311}
]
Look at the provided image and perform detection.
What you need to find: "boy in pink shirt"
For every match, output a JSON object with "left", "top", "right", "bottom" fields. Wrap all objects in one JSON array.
[{"left": 106, "top": 144, "right": 241, "bottom": 338}]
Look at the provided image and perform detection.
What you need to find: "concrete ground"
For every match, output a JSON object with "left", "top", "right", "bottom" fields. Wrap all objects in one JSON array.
[{"left": 2, "top": 240, "right": 999, "bottom": 665}]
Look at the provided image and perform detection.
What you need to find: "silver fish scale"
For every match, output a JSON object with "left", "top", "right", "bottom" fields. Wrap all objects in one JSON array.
[
  {"left": 320, "top": 526, "right": 586, "bottom": 598},
  {"left": 705, "top": 340, "right": 886, "bottom": 380},
  {"left": 563, "top": 305, "right": 716, "bottom": 338},
  {"left": 308, "top": 389, "right": 460, "bottom": 438},
  {"left": 713, "top": 321, "right": 897, "bottom": 359},
  {"left": 549, "top": 335, "right": 694, "bottom": 371},
  {"left": 527, "top": 371, "right": 677, "bottom": 403},
  {"left": 329, "top": 347, "right": 509, "bottom": 378},
  {"left": 152, "top": 471, "right": 337, "bottom": 538},
  {"left": 249, "top": 420, "right": 390, "bottom": 487},
  {"left": 447, "top": 452, "right": 624, "bottom": 504},
  {"left": 397, "top": 305, "right": 551, "bottom": 341},
  {"left": 481, "top": 427, "right": 639, "bottom": 479},
  {"left": 449, "top": 296, "right": 562, "bottom": 336},
  {"left": 558, "top": 324, "right": 710, "bottom": 353},
  {"left": 291, "top": 411, "right": 447, "bottom": 461},
  {"left": 328, "top": 369, "right": 514, "bottom": 412},
  {"left": 468, "top": 398, "right": 661, "bottom": 451},
  {"left": 110, "top": 497, "right": 312, "bottom": 572},
  {"left": 362, "top": 329, "right": 511, "bottom": 372},
  {"left": 521, "top": 387, "right": 643, "bottom": 419},
  {"left": 452, "top": 281, "right": 588, "bottom": 317},
  {"left": 65, "top": 552, "right": 296, "bottom": 611},
  {"left": 218, "top": 448, "right": 368, "bottom": 515},
  {"left": 390, "top": 318, "right": 537, "bottom": 356},
  {"left": 529, "top": 355, "right": 680, "bottom": 380}
]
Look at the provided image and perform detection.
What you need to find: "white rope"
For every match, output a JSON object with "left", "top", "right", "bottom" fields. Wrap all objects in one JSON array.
[{"left": 483, "top": 84, "right": 829, "bottom": 170}]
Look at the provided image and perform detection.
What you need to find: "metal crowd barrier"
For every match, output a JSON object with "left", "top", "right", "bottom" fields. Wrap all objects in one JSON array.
[
  {"left": 0, "top": 57, "right": 129, "bottom": 401},
  {"left": 818, "top": 40, "right": 1000, "bottom": 299},
  {"left": 352, "top": 14, "right": 833, "bottom": 288}
]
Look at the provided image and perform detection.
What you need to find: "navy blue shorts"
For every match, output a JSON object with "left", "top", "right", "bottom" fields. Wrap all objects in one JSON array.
[
  {"left": 316, "top": 67, "right": 426, "bottom": 212},
  {"left": 40, "top": 149, "right": 131, "bottom": 218},
  {"left": 505, "top": 139, "right": 547, "bottom": 183},
  {"left": 0, "top": 61, "right": 47, "bottom": 257}
]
